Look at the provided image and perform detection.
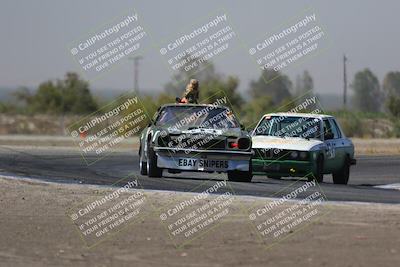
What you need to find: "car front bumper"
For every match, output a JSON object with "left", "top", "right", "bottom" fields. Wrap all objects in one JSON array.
[
  {"left": 154, "top": 147, "right": 252, "bottom": 172},
  {"left": 252, "top": 159, "right": 314, "bottom": 176}
]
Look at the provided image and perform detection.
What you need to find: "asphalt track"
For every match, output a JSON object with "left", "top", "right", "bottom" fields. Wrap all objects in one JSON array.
[{"left": 0, "top": 146, "right": 399, "bottom": 204}]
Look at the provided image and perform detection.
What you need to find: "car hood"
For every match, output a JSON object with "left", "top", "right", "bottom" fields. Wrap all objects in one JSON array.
[{"left": 252, "top": 135, "right": 323, "bottom": 151}]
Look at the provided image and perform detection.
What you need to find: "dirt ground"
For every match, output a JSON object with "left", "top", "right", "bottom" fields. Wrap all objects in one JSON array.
[{"left": 0, "top": 176, "right": 399, "bottom": 267}]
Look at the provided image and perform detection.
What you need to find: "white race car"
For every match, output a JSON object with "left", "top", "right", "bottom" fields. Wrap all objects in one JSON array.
[{"left": 251, "top": 113, "right": 356, "bottom": 184}]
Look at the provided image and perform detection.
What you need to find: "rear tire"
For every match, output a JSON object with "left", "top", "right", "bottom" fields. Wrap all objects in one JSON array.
[
  {"left": 309, "top": 155, "right": 324, "bottom": 183},
  {"left": 147, "top": 145, "right": 162, "bottom": 178},
  {"left": 333, "top": 155, "right": 350, "bottom": 185}
]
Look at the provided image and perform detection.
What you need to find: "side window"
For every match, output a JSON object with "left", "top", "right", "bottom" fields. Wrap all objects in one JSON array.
[
  {"left": 329, "top": 118, "right": 342, "bottom": 138},
  {"left": 323, "top": 119, "right": 332, "bottom": 138},
  {"left": 323, "top": 119, "right": 339, "bottom": 139},
  {"left": 323, "top": 119, "right": 340, "bottom": 139}
]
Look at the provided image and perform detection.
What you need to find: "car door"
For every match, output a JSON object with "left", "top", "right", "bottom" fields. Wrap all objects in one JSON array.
[
  {"left": 328, "top": 118, "right": 347, "bottom": 171},
  {"left": 322, "top": 119, "right": 342, "bottom": 173},
  {"left": 329, "top": 118, "right": 354, "bottom": 167}
]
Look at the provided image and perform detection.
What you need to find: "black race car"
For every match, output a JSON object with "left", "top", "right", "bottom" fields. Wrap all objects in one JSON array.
[{"left": 138, "top": 103, "right": 253, "bottom": 182}]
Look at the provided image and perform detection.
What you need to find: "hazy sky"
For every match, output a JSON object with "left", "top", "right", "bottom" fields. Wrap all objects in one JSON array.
[{"left": 1, "top": 0, "right": 399, "bottom": 96}]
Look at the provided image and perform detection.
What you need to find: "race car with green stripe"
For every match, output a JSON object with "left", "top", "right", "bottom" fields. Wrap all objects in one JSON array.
[{"left": 251, "top": 113, "right": 356, "bottom": 184}]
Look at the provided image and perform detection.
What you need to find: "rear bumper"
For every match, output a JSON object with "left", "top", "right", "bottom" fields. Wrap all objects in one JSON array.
[
  {"left": 252, "top": 159, "right": 314, "bottom": 176},
  {"left": 154, "top": 147, "right": 252, "bottom": 172}
]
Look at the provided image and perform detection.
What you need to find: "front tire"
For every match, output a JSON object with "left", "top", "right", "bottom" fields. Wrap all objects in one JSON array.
[
  {"left": 139, "top": 145, "right": 147, "bottom": 175},
  {"left": 309, "top": 154, "right": 324, "bottom": 183},
  {"left": 147, "top": 145, "right": 162, "bottom": 178},
  {"left": 227, "top": 170, "right": 252, "bottom": 182},
  {"left": 268, "top": 175, "right": 282, "bottom": 180},
  {"left": 227, "top": 162, "right": 252, "bottom": 182},
  {"left": 332, "top": 155, "right": 350, "bottom": 185}
]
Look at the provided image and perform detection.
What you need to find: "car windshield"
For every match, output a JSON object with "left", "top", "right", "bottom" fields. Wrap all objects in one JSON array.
[
  {"left": 254, "top": 115, "right": 321, "bottom": 139},
  {"left": 155, "top": 106, "right": 240, "bottom": 129}
]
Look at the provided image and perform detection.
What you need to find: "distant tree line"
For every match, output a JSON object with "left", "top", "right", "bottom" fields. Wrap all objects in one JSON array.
[
  {"left": 1, "top": 60, "right": 399, "bottom": 127},
  {"left": 352, "top": 69, "right": 400, "bottom": 117},
  {"left": 1, "top": 73, "right": 98, "bottom": 115}
]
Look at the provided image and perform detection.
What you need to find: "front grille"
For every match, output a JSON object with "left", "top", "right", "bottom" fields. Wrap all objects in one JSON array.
[
  {"left": 253, "top": 148, "right": 288, "bottom": 160},
  {"left": 197, "top": 138, "right": 226, "bottom": 149},
  {"left": 253, "top": 148, "right": 309, "bottom": 161},
  {"left": 169, "top": 134, "right": 226, "bottom": 150}
]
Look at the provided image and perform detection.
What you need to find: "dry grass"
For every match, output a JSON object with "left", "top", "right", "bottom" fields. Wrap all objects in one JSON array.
[{"left": 352, "top": 138, "right": 400, "bottom": 155}]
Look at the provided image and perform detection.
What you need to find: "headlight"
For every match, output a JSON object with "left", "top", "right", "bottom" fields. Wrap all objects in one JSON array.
[
  {"left": 299, "top": 151, "right": 308, "bottom": 160},
  {"left": 290, "top": 151, "right": 299, "bottom": 159}
]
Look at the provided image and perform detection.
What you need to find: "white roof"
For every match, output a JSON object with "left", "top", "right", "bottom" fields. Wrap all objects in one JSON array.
[{"left": 263, "top": 112, "right": 334, "bottom": 119}]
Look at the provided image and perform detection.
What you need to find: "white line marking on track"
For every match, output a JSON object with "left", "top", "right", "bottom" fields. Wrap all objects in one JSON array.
[
  {"left": 374, "top": 183, "right": 400, "bottom": 191},
  {"left": 1, "top": 174, "right": 399, "bottom": 206}
]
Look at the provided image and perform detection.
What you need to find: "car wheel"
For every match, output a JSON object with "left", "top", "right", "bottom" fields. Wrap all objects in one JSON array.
[
  {"left": 146, "top": 145, "right": 162, "bottom": 178},
  {"left": 309, "top": 154, "right": 324, "bottom": 183},
  {"left": 227, "top": 170, "right": 253, "bottom": 182},
  {"left": 139, "top": 145, "right": 147, "bottom": 175},
  {"left": 227, "top": 162, "right": 252, "bottom": 182},
  {"left": 268, "top": 175, "right": 281, "bottom": 180},
  {"left": 332, "top": 155, "right": 350, "bottom": 185}
]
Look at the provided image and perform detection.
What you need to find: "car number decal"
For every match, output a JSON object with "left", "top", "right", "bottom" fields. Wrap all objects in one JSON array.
[{"left": 326, "top": 143, "right": 336, "bottom": 159}]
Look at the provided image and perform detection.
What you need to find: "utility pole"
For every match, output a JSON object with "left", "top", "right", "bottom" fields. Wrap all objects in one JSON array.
[
  {"left": 129, "top": 56, "right": 143, "bottom": 94},
  {"left": 343, "top": 54, "right": 347, "bottom": 108}
]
